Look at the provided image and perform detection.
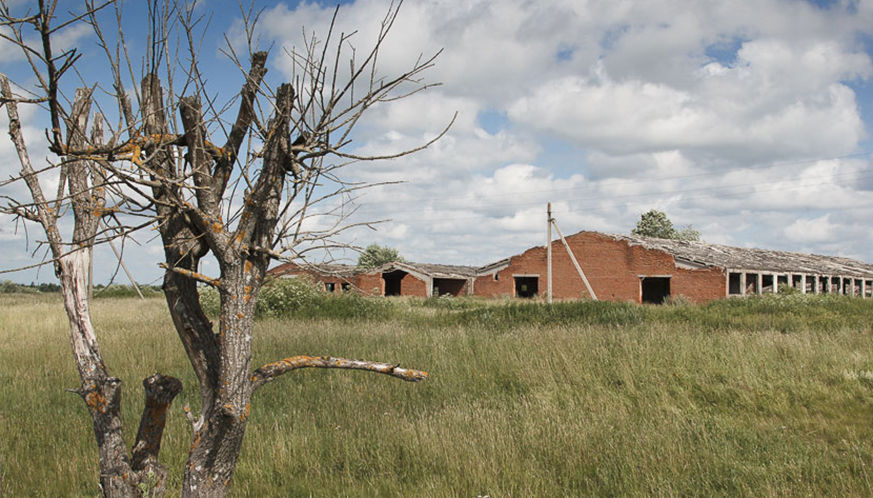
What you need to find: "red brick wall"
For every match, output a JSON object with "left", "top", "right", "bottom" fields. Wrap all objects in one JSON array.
[
  {"left": 267, "top": 263, "right": 355, "bottom": 294},
  {"left": 474, "top": 232, "right": 726, "bottom": 303},
  {"left": 356, "top": 273, "right": 383, "bottom": 296},
  {"left": 400, "top": 273, "right": 429, "bottom": 297},
  {"left": 354, "top": 271, "right": 430, "bottom": 297},
  {"left": 433, "top": 278, "right": 469, "bottom": 297}
]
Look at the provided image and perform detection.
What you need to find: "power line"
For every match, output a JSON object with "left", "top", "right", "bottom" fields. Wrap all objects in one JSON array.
[
  {"left": 382, "top": 172, "right": 873, "bottom": 224},
  {"left": 353, "top": 151, "right": 873, "bottom": 208},
  {"left": 351, "top": 167, "right": 873, "bottom": 218}
]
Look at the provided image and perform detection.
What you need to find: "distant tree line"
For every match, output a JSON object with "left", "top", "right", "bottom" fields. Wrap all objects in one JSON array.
[
  {"left": 0, "top": 280, "right": 61, "bottom": 293},
  {"left": 0, "top": 280, "right": 163, "bottom": 296}
]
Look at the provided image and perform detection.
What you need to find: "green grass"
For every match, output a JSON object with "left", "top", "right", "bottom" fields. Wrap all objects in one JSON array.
[{"left": 2, "top": 293, "right": 873, "bottom": 496}]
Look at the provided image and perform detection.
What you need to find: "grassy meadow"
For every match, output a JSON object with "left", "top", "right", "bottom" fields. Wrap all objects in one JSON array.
[{"left": 2, "top": 291, "right": 873, "bottom": 496}]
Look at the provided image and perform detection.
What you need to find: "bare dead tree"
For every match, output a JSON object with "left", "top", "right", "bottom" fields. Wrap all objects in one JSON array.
[{"left": 0, "top": 1, "right": 445, "bottom": 496}]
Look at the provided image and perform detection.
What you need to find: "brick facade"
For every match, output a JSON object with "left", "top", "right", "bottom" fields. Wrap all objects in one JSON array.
[
  {"left": 266, "top": 263, "right": 356, "bottom": 294},
  {"left": 267, "top": 232, "right": 731, "bottom": 303},
  {"left": 356, "top": 273, "right": 384, "bottom": 296},
  {"left": 474, "top": 231, "right": 726, "bottom": 303}
]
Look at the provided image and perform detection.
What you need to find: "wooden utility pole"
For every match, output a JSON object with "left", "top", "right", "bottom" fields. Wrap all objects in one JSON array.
[
  {"left": 547, "top": 203, "right": 553, "bottom": 304},
  {"left": 100, "top": 221, "right": 145, "bottom": 300},
  {"left": 550, "top": 211, "right": 598, "bottom": 301}
]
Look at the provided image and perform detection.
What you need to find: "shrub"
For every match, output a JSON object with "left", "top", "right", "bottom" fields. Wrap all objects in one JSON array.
[
  {"left": 256, "top": 277, "right": 323, "bottom": 318},
  {"left": 199, "top": 277, "right": 396, "bottom": 321}
]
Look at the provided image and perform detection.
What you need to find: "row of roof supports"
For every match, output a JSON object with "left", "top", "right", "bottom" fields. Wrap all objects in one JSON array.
[{"left": 727, "top": 270, "right": 872, "bottom": 298}]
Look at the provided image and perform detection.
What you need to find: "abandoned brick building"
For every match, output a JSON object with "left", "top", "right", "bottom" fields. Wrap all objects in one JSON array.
[
  {"left": 268, "top": 230, "right": 873, "bottom": 303},
  {"left": 267, "top": 261, "right": 479, "bottom": 298}
]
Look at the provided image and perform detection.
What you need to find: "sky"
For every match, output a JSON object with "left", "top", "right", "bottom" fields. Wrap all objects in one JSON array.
[{"left": 2, "top": 0, "right": 873, "bottom": 285}]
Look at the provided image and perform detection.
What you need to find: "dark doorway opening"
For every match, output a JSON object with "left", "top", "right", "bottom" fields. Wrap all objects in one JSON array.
[
  {"left": 514, "top": 276, "right": 538, "bottom": 298},
  {"left": 433, "top": 278, "right": 466, "bottom": 297},
  {"left": 641, "top": 277, "right": 671, "bottom": 304},
  {"left": 383, "top": 270, "right": 407, "bottom": 296}
]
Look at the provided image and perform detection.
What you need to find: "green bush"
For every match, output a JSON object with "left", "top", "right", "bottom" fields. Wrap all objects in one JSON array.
[
  {"left": 256, "top": 277, "right": 323, "bottom": 318},
  {"left": 199, "top": 277, "right": 395, "bottom": 321},
  {"left": 199, "top": 284, "right": 221, "bottom": 317}
]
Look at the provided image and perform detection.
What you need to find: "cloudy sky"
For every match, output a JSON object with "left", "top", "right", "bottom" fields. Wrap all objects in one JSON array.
[{"left": 2, "top": 0, "right": 873, "bottom": 284}]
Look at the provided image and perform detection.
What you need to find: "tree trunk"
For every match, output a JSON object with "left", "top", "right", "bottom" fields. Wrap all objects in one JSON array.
[
  {"left": 59, "top": 251, "right": 175, "bottom": 497},
  {"left": 181, "top": 262, "right": 260, "bottom": 497}
]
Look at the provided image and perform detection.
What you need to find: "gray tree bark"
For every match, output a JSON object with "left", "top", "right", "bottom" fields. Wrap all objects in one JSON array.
[{"left": 2, "top": 3, "right": 435, "bottom": 495}]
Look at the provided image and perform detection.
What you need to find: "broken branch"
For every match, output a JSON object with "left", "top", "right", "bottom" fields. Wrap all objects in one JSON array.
[{"left": 251, "top": 355, "right": 428, "bottom": 391}]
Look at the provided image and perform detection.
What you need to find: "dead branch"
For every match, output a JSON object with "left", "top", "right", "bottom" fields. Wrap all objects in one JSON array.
[
  {"left": 130, "top": 374, "right": 183, "bottom": 471},
  {"left": 251, "top": 355, "right": 428, "bottom": 391}
]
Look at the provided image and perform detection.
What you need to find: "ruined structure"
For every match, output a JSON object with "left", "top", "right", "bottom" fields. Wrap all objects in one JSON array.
[
  {"left": 268, "top": 261, "right": 478, "bottom": 297},
  {"left": 268, "top": 231, "right": 873, "bottom": 303}
]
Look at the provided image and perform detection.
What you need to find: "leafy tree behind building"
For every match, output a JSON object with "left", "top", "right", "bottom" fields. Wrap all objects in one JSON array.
[
  {"left": 631, "top": 209, "right": 701, "bottom": 241},
  {"left": 357, "top": 244, "right": 406, "bottom": 270}
]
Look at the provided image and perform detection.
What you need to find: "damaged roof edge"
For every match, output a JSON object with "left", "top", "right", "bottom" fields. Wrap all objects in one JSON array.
[
  {"left": 271, "top": 230, "right": 873, "bottom": 281},
  {"left": 613, "top": 233, "right": 873, "bottom": 278}
]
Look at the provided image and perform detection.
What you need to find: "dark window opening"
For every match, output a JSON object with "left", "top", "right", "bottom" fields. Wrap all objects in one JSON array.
[
  {"left": 777, "top": 275, "right": 789, "bottom": 289},
  {"left": 641, "top": 277, "right": 671, "bottom": 304},
  {"left": 341, "top": 283, "right": 351, "bottom": 292},
  {"left": 728, "top": 273, "right": 741, "bottom": 295},
  {"left": 747, "top": 273, "right": 759, "bottom": 294},
  {"left": 433, "top": 278, "right": 466, "bottom": 297},
  {"left": 762, "top": 274, "right": 774, "bottom": 293},
  {"left": 383, "top": 270, "right": 407, "bottom": 296},
  {"left": 514, "top": 276, "right": 538, "bottom": 298},
  {"left": 324, "top": 282, "right": 335, "bottom": 292}
]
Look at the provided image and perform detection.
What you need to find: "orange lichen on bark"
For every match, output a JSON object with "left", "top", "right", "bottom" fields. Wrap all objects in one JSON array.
[
  {"left": 240, "top": 403, "right": 251, "bottom": 421},
  {"left": 212, "top": 222, "right": 223, "bottom": 233},
  {"left": 160, "top": 262, "right": 220, "bottom": 287},
  {"left": 403, "top": 369, "right": 428, "bottom": 380},
  {"left": 190, "top": 432, "right": 202, "bottom": 451},
  {"left": 85, "top": 390, "right": 109, "bottom": 414}
]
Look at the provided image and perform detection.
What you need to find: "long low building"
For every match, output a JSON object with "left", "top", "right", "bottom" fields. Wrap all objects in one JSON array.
[
  {"left": 267, "top": 261, "right": 479, "bottom": 298},
  {"left": 268, "top": 230, "right": 873, "bottom": 303}
]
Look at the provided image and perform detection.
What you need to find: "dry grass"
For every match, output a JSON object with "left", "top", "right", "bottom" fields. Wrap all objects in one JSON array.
[{"left": 2, "top": 294, "right": 873, "bottom": 496}]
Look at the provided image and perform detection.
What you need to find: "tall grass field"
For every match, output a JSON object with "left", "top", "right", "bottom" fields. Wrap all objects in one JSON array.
[{"left": 2, "top": 290, "right": 873, "bottom": 496}]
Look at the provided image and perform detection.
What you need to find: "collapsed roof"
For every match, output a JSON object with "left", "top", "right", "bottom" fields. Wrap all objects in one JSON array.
[
  {"left": 611, "top": 233, "right": 873, "bottom": 278},
  {"left": 371, "top": 261, "right": 479, "bottom": 279},
  {"left": 270, "top": 231, "right": 873, "bottom": 280}
]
